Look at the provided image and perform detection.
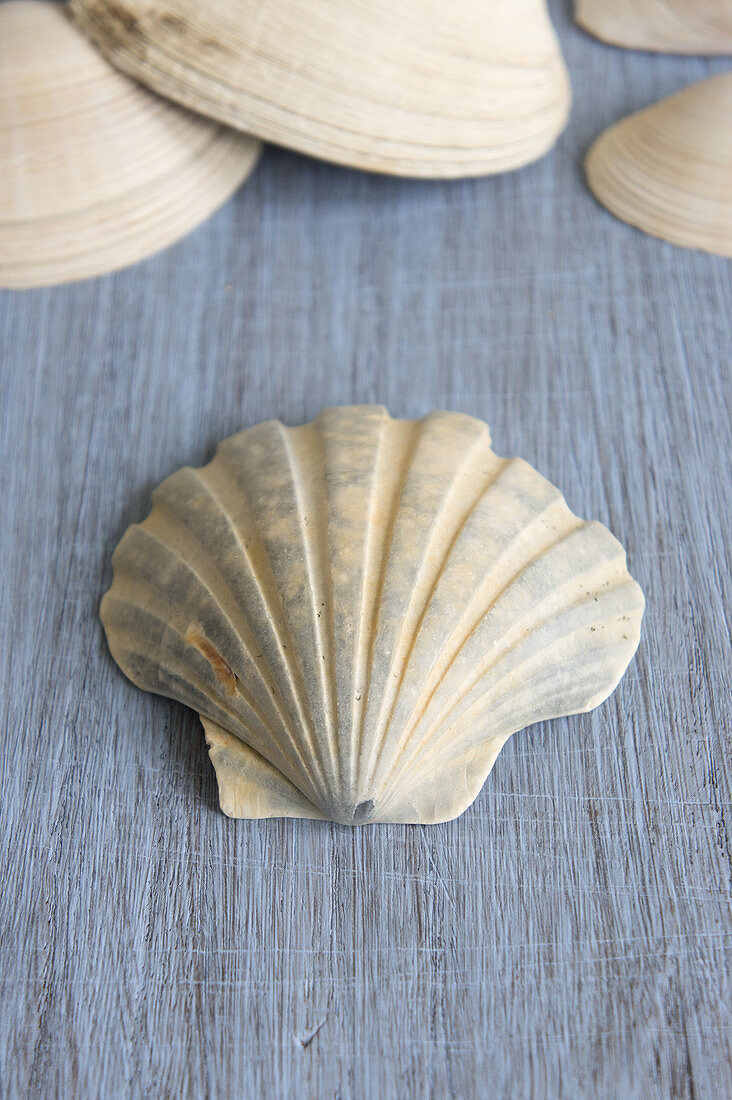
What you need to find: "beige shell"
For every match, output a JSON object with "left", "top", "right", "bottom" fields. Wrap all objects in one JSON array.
[
  {"left": 0, "top": 1, "right": 261, "bottom": 289},
  {"left": 576, "top": 0, "right": 732, "bottom": 54},
  {"left": 101, "top": 407, "right": 644, "bottom": 825},
  {"left": 69, "top": 0, "right": 571, "bottom": 179},
  {"left": 586, "top": 74, "right": 732, "bottom": 257}
]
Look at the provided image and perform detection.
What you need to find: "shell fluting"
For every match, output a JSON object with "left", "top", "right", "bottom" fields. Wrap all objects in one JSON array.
[
  {"left": 69, "top": 0, "right": 571, "bottom": 179},
  {"left": 101, "top": 407, "right": 644, "bottom": 825},
  {"left": 586, "top": 75, "right": 732, "bottom": 258}
]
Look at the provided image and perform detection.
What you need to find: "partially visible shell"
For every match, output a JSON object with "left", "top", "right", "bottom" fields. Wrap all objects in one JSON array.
[
  {"left": 0, "top": 1, "right": 260, "bottom": 289},
  {"left": 576, "top": 0, "right": 732, "bottom": 54},
  {"left": 101, "top": 406, "right": 644, "bottom": 826},
  {"left": 70, "top": 0, "right": 571, "bottom": 179},
  {"left": 586, "top": 75, "right": 732, "bottom": 257}
]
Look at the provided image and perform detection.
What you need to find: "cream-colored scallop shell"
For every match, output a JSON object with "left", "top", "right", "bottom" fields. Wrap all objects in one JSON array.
[
  {"left": 101, "top": 407, "right": 644, "bottom": 825},
  {"left": 586, "top": 75, "right": 732, "bottom": 257},
  {"left": 576, "top": 0, "right": 732, "bottom": 54},
  {"left": 0, "top": 1, "right": 260, "bottom": 289},
  {"left": 70, "top": 0, "right": 571, "bottom": 179}
]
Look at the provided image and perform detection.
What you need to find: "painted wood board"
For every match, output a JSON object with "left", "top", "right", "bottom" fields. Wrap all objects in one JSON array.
[{"left": 1, "top": 3, "right": 730, "bottom": 1095}]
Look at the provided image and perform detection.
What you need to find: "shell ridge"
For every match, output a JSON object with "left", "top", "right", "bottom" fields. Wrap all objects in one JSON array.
[
  {"left": 478, "top": 606, "right": 642, "bottom": 720},
  {"left": 372, "top": 489, "right": 582, "bottom": 799},
  {"left": 405, "top": 540, "right": 632, "bottom": 748},
  {"left": 150, "top": 471, "right": 331, "bottom": 800},
  {"left": 190, "top": 459, "right": 327, "bottom": 760},
  {"left": 410, "top": 621, "right": 641, "bottom": 789},
  {"left": 377, "top": 734, "right": 510, "bottom": 824},
  {"left": 376, "top": 525, "right": 624, "bottom": 802},
  {"left": 105, "top": 617, "right": 295, "bottom": 758},
  {"left": 345, "top": 410, "right": 390, "bottom": 798},
  {"left": 360, "top": 436, "right": 503, "bottom": 796},
  {"left": 103, "top": 598, "right": 317, "bottom": 786},
  {"left": 102, "top": 571, "right": 319, "bottom": 791},
  {"left": 208, "top": 448, "right": 333, "bottom": 792},
  {"left": 380, "top": 567, "right": 641, "bottom": 803},
  {"left": 276, "top": 421, "right": 341, "bottom": 800},
  {"left": 349, "top": 416, "right": 428, "bottom": 801},
  {"left": 126, "top": 499, "right": 326, "bottom": 794}
]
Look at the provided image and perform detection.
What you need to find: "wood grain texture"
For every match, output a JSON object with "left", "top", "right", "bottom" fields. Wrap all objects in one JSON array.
[{"left": 1, "top": 2, "right": 730, "bottom": 1095}]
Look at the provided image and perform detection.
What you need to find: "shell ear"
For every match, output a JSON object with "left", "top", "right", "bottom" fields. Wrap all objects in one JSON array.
[
  {"left": 202, "top": 719, "right": 327, "bottom": 821},
  {"left": 206, "top": 719, "right": 509, "bottom": 826}
]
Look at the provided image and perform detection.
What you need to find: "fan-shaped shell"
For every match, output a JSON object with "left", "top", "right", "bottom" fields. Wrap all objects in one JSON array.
[
  {"left": 0, "top": 1, "right": 260, "bottom": 289},
  {"left": 576, "top": 0, "right": 732, "bottom": 54},
  {"left": 70, "top": 0, "right": 571, "bottom": 179},
  {"left": 586, "top": 75, "right": 732, "bottom": 257},
  {"left": 101, "top": 408, "right": 644, "bottom": 825}
]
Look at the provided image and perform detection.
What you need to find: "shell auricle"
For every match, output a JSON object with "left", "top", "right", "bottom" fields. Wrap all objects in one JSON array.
[
  {"left": 0, "top": 1, "right": 260, "bottom": 289},
  {"left": 101, "top": 407, "right": 644, "bottom": 825},
  {"left": 576, "top": 0, "right": 732, "bottom": 54},
  {"left": 586, "top": 74, "right": 732, "bottom": 257},
  {"left": 70, "top": 0, "right": 571, "bottom": 179}
]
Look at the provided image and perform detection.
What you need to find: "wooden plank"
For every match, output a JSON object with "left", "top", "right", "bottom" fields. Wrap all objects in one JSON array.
[{"left": 1, "top": 3, "right": 730, "bottom": 1095}]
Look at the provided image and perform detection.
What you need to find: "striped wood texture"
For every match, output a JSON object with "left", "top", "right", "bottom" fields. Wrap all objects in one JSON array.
[{"left": 1, "top": 3, "right": 730, "bottom": 1095}]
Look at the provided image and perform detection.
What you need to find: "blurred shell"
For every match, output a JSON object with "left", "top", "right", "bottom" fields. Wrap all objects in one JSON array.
[
  {"left": 586, "top": 75, "right": 732, "bottom": 257},
  {"left": 576, "top": 0, "right": 732, "bottom": 54},
  {"left": 0, "top": 1, "right": 260, "bottom": 289},
  {"left": 101, "top": 407, "right": 644, "bottom": 825},
  {"left": 70, "top": 0, "right": 571, "bottom": 179}
]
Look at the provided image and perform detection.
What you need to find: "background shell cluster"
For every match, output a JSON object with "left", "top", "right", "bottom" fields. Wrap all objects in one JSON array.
[
  {"left": 577, "top": 0, "right": 732, "bottom": 256},
  {"left": 1, "top": 0, "right": 571, "bottom": 287},
  {"left": 3, "top": 0, "right": 728, "bottom": 286}
]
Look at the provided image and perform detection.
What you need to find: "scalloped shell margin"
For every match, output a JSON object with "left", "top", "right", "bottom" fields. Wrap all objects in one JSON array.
[{"left": 101, "top": 406, "right": 644, "bottom": 824}]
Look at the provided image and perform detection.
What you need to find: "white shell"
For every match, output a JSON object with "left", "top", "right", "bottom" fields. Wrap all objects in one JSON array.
[
  {"left": 70, "top": 0, "right": 571, "bottom": 179},
  {"left": 0, "top": 1, "right": 260, "bottom": 289},
  {"left": 576, "top": 0, "right": 732, "bottom": 54},
  {"left": 101, "top": 408, "right": 644, "bottom": 825},
  {"left": 586, "top": 75, "right": 732, "bottom": 258}
]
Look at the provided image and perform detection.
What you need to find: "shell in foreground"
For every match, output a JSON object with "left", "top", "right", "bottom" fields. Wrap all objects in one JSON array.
[
  {"left": 70, "top": 0, "right": 571, "bottom": 179},
  {"left": 576, "top": 0, "right": 732, "bottom": 54},
  {"left": 0, "top": 1, "right": 260, "bottom": 289},
  {"left": 101, "top": 407, "right": 644, "bottom": 825},
  {"left": 586, "top": 75, "right": 732, "bottom": 257}
]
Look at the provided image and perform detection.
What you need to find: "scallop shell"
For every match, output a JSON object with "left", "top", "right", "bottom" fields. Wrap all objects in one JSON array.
[
  {"left": 576, "top": 0, "right": 732, "bottom": 54},
  {"left": 69, "top": 0, "right": 571, "bottom": 179},
  {"left": 101, "top": 407, "right": 644, "bottom": 825},
  {"left": 586, "top": 75, "right": 732, "bottom": 257},
  {"left": 0, "top": 1, "right": 260, "bottom": 289}
]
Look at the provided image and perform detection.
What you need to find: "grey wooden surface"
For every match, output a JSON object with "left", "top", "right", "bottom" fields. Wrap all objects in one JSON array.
[{"left": 1, "top": 3, "right": 731, "bottom": 1096}]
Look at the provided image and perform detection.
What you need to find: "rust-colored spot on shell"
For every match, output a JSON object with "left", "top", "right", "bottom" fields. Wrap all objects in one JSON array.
[{"left": 185, "top": 626, "right": 237, "bottom": 695}]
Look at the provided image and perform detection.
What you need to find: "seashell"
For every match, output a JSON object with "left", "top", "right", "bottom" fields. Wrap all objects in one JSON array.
[
  {"left": 576, "top": 0, "right": 732, "bottom": 54},
  {"left": 586, "top": 74, "right": 732, "bottom": 257},
  {"left": 101, "top": 407, "right": 644, "bottom": 826},
  {"left": 0, "top": 1, "right": 261, "bottom": 289},
  {"left": 69, "top": 0, "right": 571, "bottom": 179}
]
